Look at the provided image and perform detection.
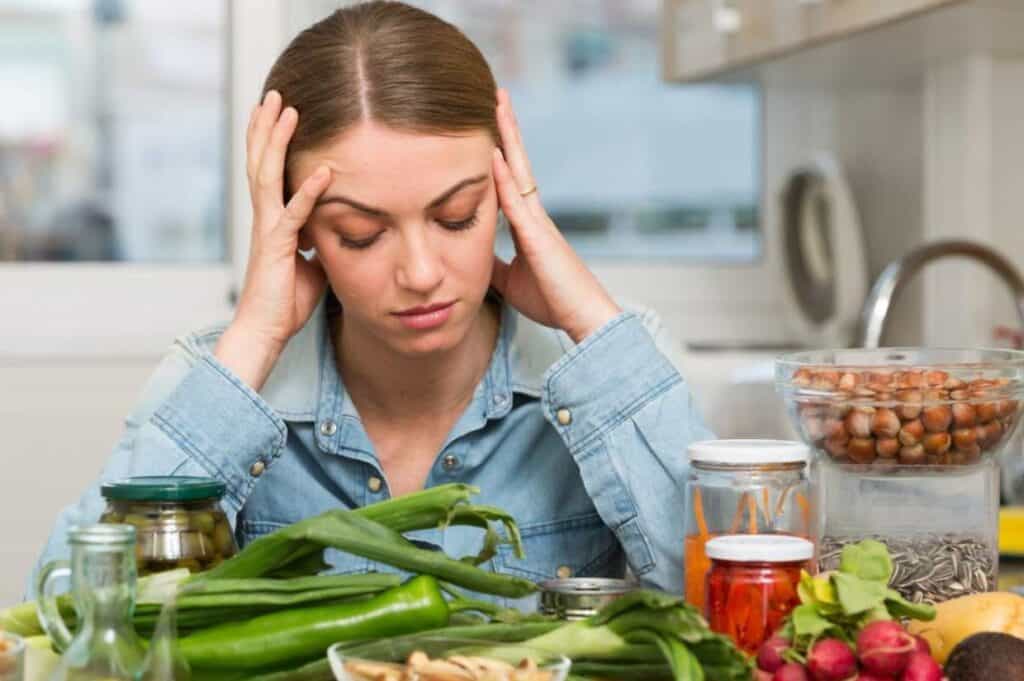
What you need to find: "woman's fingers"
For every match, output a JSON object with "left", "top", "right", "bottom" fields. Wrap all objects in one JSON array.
[
  {"left": 276, "top": 166, "right": 331, "bottom": 237},
  {"left": 492, "top": 149, "right": 542, "bottom": 255},
  {"left": 495, "top": 89, "right": 543, "bottom": 218},
  {"left": 247, "top": 90, "right": 282, "bottom": 185},
  {"left": 253, "top": 105, "right": 298, "bottom": 219}
]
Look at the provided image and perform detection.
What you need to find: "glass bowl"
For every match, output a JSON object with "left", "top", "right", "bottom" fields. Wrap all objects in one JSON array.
[
  {"left": 327, "top": 636, "right": 571, "bottom": 681},
  {"left": 775, "top": 348, "right": 1024, "bottom": 470}
]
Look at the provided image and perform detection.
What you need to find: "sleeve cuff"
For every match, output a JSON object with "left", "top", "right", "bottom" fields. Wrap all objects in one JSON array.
[
  {"left": 541, "top": 312, "right": 682, "bottom": 452},
  {"left": 151, "top": 352, "right": 288, "bottom": 511}
]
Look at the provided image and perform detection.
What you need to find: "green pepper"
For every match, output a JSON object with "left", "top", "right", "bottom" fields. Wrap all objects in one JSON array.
[{"left": 177, "top": 575, "right": 449, "bottom": 671}]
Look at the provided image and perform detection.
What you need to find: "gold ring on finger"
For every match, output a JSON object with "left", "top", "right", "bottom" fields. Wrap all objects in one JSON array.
[{"left": 519, "top": 184, "right": 538, "bottom": 198}]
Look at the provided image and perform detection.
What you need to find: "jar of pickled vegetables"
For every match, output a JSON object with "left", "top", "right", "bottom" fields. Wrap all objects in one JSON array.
[
  {"left": 705, "top": 534, "right": 813, "bottom": 655},
  {"left": 99, "top": 476, "right": 237, "bottom": 575},
  {"left": 683, "top": 440, "right": 814, "bottom": 610}
]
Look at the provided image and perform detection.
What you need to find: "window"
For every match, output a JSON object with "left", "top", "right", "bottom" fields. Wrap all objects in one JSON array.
[
  {"left": 285, "top": 0, "right": 761, "bottom": 263},
  {"left": 0, "top": 0, "right": 227, "bottom": 263}
]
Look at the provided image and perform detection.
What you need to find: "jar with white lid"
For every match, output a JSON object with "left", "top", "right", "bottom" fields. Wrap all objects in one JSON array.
[
  {"left": 704, "top": 534, "right": 814, "bottom": 654},
  {"left": 683, "top": 439, "right": 815, "bottom": 610}
]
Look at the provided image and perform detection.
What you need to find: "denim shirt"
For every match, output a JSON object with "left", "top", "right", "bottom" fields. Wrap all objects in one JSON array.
[{"left": 31, "top": 297, "right": 713, "bottom": 606}]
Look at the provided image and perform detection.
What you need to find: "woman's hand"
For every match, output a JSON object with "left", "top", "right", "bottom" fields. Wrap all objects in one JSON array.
[
  {"left": 215, "top": 90, "right": 332, "bottom": 390},
  {"left": 489, "top": 89, "right": 621, "bottom": 344}
]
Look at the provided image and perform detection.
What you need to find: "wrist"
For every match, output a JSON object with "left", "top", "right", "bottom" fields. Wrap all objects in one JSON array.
[
  {"left": 567, "top": 299, "right": 622, "bottom": 345},
  {"left": 213, "top": 323, "right": 284, "bottom": 392}
]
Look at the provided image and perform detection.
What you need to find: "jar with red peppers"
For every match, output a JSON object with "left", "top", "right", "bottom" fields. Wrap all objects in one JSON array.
[{"left": 704, "top": 534, "right": 813, "bottom": 655}]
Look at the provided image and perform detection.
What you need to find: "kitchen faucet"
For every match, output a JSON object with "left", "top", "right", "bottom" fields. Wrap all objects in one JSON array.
[{"left": 858, "top": 240, "right": 1024, "bottom": 348}]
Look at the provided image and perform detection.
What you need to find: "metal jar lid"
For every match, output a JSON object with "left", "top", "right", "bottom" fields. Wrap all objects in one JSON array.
[{"left": 538, "top": 577, "right": 637, "bottom": 620}]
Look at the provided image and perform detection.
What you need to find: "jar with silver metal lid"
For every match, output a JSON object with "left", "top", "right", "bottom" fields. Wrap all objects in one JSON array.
[{"left": 537, "top": 577, "right": 637, "bottom": 620}]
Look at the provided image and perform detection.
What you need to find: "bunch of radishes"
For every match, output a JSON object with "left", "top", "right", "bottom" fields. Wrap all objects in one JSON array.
[{"left": 755, "top": 621, "right": 946, "bottom": 681}]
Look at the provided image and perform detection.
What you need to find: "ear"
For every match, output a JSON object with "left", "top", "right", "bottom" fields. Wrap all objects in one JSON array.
[{"left": 298, "top": 226, "right": 315, "bottom": 251}]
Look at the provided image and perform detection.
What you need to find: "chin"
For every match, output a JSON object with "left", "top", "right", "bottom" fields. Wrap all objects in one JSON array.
[{"left": 393, "top": 328, "right": 465, "bottom": 356}]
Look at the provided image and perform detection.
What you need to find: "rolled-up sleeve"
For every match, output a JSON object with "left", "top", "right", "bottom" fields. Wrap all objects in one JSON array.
[
  {"left": 27, "top": 336, "right": 287, "bottom": 598},
  {"left": 541, "top": 310, "right": 714, "bottom": 592}
]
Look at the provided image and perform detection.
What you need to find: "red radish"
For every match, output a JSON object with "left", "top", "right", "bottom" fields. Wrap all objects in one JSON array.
[
  {"left": 755, "top": 670, "right": 775, "bottom": 681},
  {"left": 912, "top": 635, "right": 931, "bottom": 656},
  {"left": 774, "top": 663, "right": 811, "bottom": 681},
  {"left": 902, "top": 651, "right": 943, "bottom": 681},
  {"left": 758, "top": 635, "right": 792, "bottom": 673},
  {"left": 807, "top": 639, "right": 857, "bottom": 681},
  {"left": 856, "top": 674, "right": 891, "bottom": 681},
  {"left": 857, "top": 620, "right": 918, "bottom": 676}
]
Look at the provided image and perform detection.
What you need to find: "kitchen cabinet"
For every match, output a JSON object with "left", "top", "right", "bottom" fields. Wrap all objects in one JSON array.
[{"left": 662, "top": 0, "right": 991, "bottom": 84}]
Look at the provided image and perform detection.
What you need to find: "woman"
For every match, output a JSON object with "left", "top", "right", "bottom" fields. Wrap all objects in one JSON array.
[{"left": 33, "top": 1, "right": 712, "bottom": 603}]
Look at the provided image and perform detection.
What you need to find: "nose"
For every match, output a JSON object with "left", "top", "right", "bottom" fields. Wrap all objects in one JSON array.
[{"left": 395, "top": 224, "right": 445, "bottom": 294}]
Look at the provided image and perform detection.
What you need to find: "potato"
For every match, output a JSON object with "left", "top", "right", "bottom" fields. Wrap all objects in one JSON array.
[{"left": 907, "top": 592, "right": 1024, "bottom": 663}]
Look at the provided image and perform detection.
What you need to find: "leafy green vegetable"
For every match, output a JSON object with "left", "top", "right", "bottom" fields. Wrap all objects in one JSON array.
[{"left": 783, "top": 540, "right": 935, "bottom": 657}]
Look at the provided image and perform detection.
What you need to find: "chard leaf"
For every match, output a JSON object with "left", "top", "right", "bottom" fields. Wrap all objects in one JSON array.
[
  {"left": 884, "top": 589, "right": 937, "bottom": 621},
  {"left": 832, "top": 572, "right": 889, "bottom": 614},
  {"left": 790, "top": 603, "right": 838, "bottom": 640},
  {"left": 839, "top": 539, "right": 892, "bottom": 582}
]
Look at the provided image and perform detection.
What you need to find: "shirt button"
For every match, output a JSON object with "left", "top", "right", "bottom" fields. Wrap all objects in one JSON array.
[
  {"left": 556, "top": 408, "right": 572, "bottom": 426},
  {"left": 249, "top": 460, "right": 266, "bottom": 477},
  {"left": 367, "top": 476, "right": 383, "bottom": 493},
  {"left": 492, "top": 393, "right": 508, "bottom": 407},
  {"left": 556, "top": 565, "right": 572, "bottom": 579},
  {"left": 442, "top": 454, "right": 459, "bottom": 471},
  {"left": 319, "top": 420, "right": 338, "bottom": 436}
]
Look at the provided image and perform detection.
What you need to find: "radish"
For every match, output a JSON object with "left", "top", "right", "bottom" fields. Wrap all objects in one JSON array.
[
  {"left": 856, "top": 674, "right": 890, "bottom": 681},
  {"left": 758, "top": 635, "right": 792, "bottom": 673},
  {"left": 912, "top": 635, "right": 931, "bottom": 656},
  {"left": 755, "top": 670, "right": 775, "bottom": 681},
  {"left": 807, "top": 638, "right": 857, "bottom": 681},
  {"left": 774, "top": 663, "right": 811, "bottom": 681},
  {"left": 902, "top": 651, "right": 943, "bottom": 681},
  {"left": 857, "top": 620, "right": 918, "bottom": 676}
]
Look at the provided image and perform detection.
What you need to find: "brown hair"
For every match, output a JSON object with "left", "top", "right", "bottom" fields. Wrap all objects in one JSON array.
[{"left": 263, "top": 0, "right": 499, "bottom": 191}]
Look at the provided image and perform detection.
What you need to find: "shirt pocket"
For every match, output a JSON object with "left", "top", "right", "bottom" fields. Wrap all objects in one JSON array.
[
  {"left": 494, "top": 512, "right": 625, "bottom": 582},
  {"left": 237, "top": 519, "right": 372, "bottom": 575}
]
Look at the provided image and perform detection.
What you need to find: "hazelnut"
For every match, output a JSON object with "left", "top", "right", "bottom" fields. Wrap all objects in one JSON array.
[
  {"left": 838, "top": 373, "right": 858, "bottom": 392},
  {"left": 793, "top": 369, "right": 813, "bottom": 386},
  {"left": 899, "top": 419, "right": 925, "bottom": 446},
  {"left": 951, "top": 402, "right": 977, "bottom": 428},
  {"left": 899, "top": 443, "right": 927, "bottom": 465},
  {"left": 871, "top": 408, "right": 901, "bottom": 438},
  {"left": 824, "top": 418, "right": 849, "bottom": 441},
  {"left": 976, "top": 402, "right": 999, "bottom": 423},
  {"left": 981, "top": 419, "right": 1004, "bottom": 448},
  {"left": 949, "top": 389, "right": 970, "bottom": 401},
  {"left": 895, "top": 390, "right": 923, "bottom": 420},
  {"left": 922, "top": 431, "right": 952, "bottom": 456},
  {"left": 921, "top": 405, "right": 953, "bottom": 433},
  {"left": 925, "top": 370, "right": 949, "bottom": 386},
  {"left": 998, "top": 400, "right": 1019, "bottom": 419},
  {"left": 876, "top": 437, "right": 900, "bottom": 458},
  {"left": 848, "top": 437, "right": 877, "bottom": 463},
  {"left": 845, "top": 409, "right": 874, "bottom": 439},
  {"left": 824, "top": 436, "right": 849, "bottom": 459},
  {"left": 959, "top": 443, "right": 982, "bottom": 463},
  {"left": 952, "top": 427, "right": 978, "bottom": 450},
  {"left": 944, "top": 377, "right": 967, "bottom": 390}
]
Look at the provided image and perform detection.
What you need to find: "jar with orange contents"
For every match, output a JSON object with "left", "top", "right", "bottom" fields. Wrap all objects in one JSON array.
[
  {"left": 683, "top": 440, "right": 814, "bottom": 611},
  {"left": 705, "top": 534, "right": 814, "bottom": 655}
]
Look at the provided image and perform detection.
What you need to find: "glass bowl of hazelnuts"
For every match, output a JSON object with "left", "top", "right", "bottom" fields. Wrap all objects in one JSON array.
[{"left": 775, "top": 348, "right": 1024, "bottom": 469}]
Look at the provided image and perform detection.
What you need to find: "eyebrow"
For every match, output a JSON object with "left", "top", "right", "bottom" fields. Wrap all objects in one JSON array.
[{"left": 313, "top": 173, "right": 489, "bottom": 216}]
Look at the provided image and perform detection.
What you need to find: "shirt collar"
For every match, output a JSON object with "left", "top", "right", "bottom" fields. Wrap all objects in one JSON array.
[{"left": 258, "top": 294, "right": 561, "bottom": 422}]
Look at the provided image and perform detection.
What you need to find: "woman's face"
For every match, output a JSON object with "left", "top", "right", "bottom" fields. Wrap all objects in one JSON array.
[{"left": 292, "top": 120, "right": 498, "bottom": 356}]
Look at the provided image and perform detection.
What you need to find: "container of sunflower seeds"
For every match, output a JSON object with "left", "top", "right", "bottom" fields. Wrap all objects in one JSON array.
[{"left": 775, "top": 348, "right": 1024, "bottom": 604}]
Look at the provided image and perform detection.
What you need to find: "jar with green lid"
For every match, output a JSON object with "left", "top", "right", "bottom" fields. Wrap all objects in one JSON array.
[{"left": 98, "top": 476, "right": 237, "bottom": 575}]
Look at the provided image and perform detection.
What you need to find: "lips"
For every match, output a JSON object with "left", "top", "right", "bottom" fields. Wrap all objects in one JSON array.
[{"left": 394, "top": 301, "right": 455, "bottom": 316}]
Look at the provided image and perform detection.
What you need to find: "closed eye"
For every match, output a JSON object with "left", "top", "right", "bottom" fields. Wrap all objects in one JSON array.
[
  {"left": 340, "top": 232, "right": 382, "bottom": 249},
  {"left": 438, "top": 212, "right": 479, "bottom": 231}
]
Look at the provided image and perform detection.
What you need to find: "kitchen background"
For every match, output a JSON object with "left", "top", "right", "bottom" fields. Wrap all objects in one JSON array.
[{"left": 1, "top": 0, "right": 1022, "bottom": 605}]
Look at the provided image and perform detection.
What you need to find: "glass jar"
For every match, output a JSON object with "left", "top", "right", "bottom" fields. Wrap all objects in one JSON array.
[
  {"left": 683, "top": 440, "right": 813, "bottom": 611},
  {"left": 705, "top": 534, "right": 813, "bottom": 655},
  {"left": 36, "top": 524, "right": 148, "bottom": 681},
  {"left": 99, "top": 476, "right": 237, "bottom": 575},
  {"left": 0, "top": 632, "right": 24, "bottom": 681},
  {"left": 776, "top": 348, "right": 1024, "bottom": 603}
]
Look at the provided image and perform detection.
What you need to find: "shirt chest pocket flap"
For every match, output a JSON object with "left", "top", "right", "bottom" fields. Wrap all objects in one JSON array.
[{"left": 495, "top": 512, "right": 624, "bottom": 582}]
